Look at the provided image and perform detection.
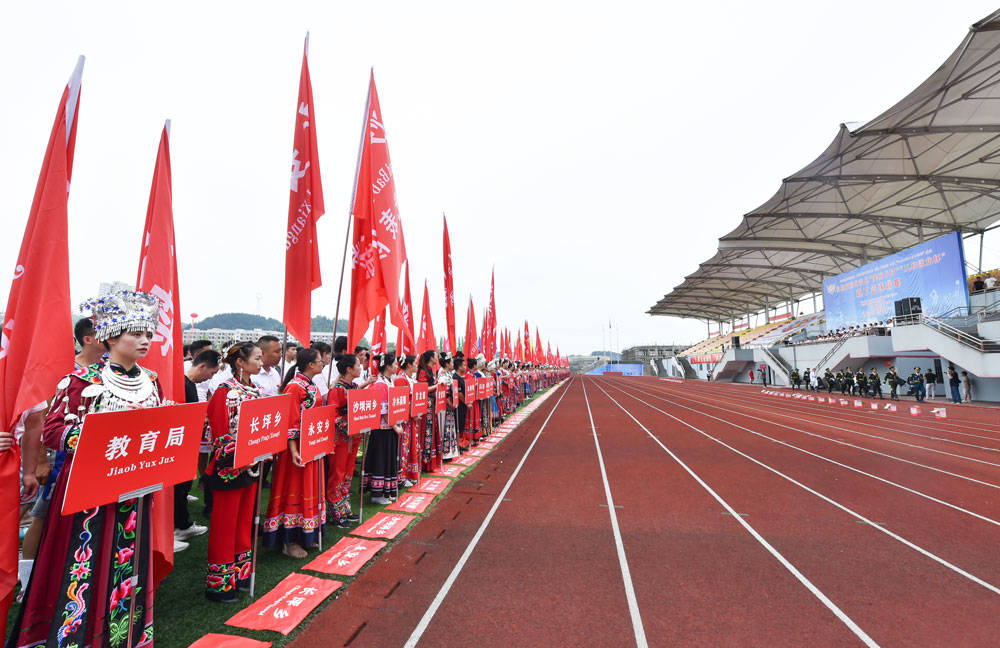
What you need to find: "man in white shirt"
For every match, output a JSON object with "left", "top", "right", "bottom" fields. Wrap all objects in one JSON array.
[
  {"left": 353, "top": 345, "right": 376, "bottom": 387},
  {"left": 252, "top": 335, "right": 283, "bottom": 397},
  {"left": 310, "top": 341, "right": 334, "bottom": 398},
  {"left": 986, "top": 274, "right": 997, "bottom": 290}
]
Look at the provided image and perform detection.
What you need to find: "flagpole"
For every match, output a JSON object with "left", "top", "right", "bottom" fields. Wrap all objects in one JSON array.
[{"left": 325, "top": 71, "right": 371, "bottom": 389}]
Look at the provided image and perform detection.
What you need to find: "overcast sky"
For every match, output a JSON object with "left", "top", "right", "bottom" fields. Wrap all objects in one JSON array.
[{"left": 3, "top": 1, "right": 1000, "bottom": 356}]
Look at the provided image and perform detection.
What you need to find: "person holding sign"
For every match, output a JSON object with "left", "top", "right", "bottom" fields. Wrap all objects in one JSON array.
[
  {"left": 394, "top": 355, "right": 420, "bottom": 486},
  {"left": 364, "top": 354, "right": 402, "bottom": 505},
  {"left": 326, "top": 354, "right": 362, "bottom": 528},
  {"left": 263, "top": 348, "right": 325, "bottom": 558},
  {"left": 436, "top": 353, "right": 460, "bottom": 461},
  {"left": 416, "top": 350, "right": 441, "bottom": 472},
  {"left": 203, "top": 342, "right": 263, "bottom": 603},
  {"left": 11, "top": 290, "right": 164, "bottom": 648}
]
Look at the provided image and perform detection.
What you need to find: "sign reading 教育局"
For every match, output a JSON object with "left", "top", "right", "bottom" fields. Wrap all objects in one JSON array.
[{"left": 822, "top": 232, "right": 969, "bottom": 331}]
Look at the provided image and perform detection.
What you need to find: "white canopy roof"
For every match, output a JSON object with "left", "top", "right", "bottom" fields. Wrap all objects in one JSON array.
[{"left": 650, "top": 10, "right": 1000, "bottom": 321}]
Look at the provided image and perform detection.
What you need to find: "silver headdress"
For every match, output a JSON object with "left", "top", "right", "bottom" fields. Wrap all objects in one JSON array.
[{"left": 82, "top": 289, "right": 159, "bottom": 341}]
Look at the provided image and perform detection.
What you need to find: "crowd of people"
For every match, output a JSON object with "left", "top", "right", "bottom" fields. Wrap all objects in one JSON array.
[
  {"left": 4, "top": 289, "right": 564, "bottom": 646},
  {"left": 970, "top": 271, "right": 998, "bottom": 293},
  {"left": 787, "top": 364, "right": 974, "bottom": 404},
  {"left": 790, "top": 320, "right": 892, "bottom": 345}
]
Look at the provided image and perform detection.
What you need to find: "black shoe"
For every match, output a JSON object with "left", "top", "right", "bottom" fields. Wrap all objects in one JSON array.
[
  {"left": 237, "top": 579, "right": 250, "bottom": 593},
  {"left": 336, "top": 518, "right": 354, "bottom": 529},
  {"left": 205, "top": 590, "right": 239, "bottom": 603},
  {"left": 347, "top": 511, "right": 360, "bottom": 522}
]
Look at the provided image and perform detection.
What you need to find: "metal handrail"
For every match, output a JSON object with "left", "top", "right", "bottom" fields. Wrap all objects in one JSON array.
[
  {"left": 761, "top": 347, "right": 791, "bottom": 380},
  {"left": 816, "top": 335, "right": 851, "bottom": 370},
  {"left": 896, "top": 313, "right": 1000, "bottom": 352}
]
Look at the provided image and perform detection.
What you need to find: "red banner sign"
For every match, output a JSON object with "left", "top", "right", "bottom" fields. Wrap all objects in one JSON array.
[
  {"left": 350, "top": 511, "right": 414, "bottom": 539},
  {"left": 302, "top": 536, "right": 387, "bottom": 576},
  {"left": 299, "top": 404, "right": 337, "bottom": 463},
  {"left": 430, "top": 464, "right": 464, "bottom": 478},
  {"left": 452, "top": 455, "right": 478, "bottom": 466},
  {"left": 347, "top": 387, "right": 381, "bottom": 436},
  {"left": 233, "top": 394, "right": 293, "bottom": 469},
  {"left": 485, "top": 378, "right": 495, "bottom": 397},
  {"left": 387, "top": 386, "right": 409, "bottom": 425},
  {"left": 225, "top": 573, "right": 340, "bottom": 635},
  {"left": 187, "top": 634, "right": 272, "bottom": 648},
  {"left": 411, "top": 382, "right": 428, "bottom": 417},
  {"left": 440, "top": 383, "right": 451, "bottom": 412},
  {"left": 464, "top": 380, "right": 476, "bottom": 406},
  {"left": 387, "top": 491, "right": 435, "bottom": 514},
  {"left": 62, "top": 402, "right": 208, "bottom": 515},
  {"left": 410, "top": 477, "right": 449, "bottom": 495}
]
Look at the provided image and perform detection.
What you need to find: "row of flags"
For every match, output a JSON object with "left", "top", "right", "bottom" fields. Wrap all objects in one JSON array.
[{"left": 0, "top": 39, "right": 568, "bottom": 634}]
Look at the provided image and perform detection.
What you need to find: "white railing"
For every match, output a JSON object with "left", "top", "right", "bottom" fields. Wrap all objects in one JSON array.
[
  {"left": 896, "top": 313, "right": 1000, "bottom": 352},
  {"left": 816, "top": 335, "right": 851, "bottom": 370}
]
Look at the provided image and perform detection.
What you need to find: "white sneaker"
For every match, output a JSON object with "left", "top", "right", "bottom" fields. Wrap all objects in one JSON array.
[
  {"left": 372, "top": 496, "right": 393, "bottom": 505},
  {"left": 174, "top": 538, "right": 189, "bottom": 553},
  {"left": 175, "top": 523, "right": 208, "bottom": 540},
  {"left": 186, "top": 494, "right": 199, "bottom": 502},
  {"left": 402, "top": 480, "right": 414, "bottom": 488}
]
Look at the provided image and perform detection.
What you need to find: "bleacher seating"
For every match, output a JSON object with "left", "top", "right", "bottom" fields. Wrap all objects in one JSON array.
[{"left": 681, "top": 318, "right": 793, "bottom": 356}]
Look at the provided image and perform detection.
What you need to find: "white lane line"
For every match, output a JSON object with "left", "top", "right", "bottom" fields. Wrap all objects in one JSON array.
[
  {"left": 599, "top": 381, "right": 1000, "bottom": 598},
  {"left": 645, "top": 380, "right": 1000, "bottom": 469},
  {"left": 582, "top": 380, "right": 647, "bottom": 648},
  {"left": 610, "top": 381, "right": 1000, "bottom": 527},
  {"left": 676, "top": 380, "right": 1000, "bottom": 439},
  {"left": 625, "top": 381, "right": 1000, "bottom": 490},
  {"left": 588, "top": 382, "right": 880, "bottom": 648},
  {"left": 403, "top": 381, "right": 571, "bottom": 648}
]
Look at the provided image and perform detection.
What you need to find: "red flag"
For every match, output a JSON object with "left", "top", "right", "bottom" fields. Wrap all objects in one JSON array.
[
  {"left": 536, "top": 328, "right": 544, "bottom": 364},
  {"left": 524, "top": 321, "right": 530, "bottom": 359},
  {"left": 487, "top": 269, "right": 497, "bottom": 360},
  {"left": 442, "top": 213, "right": 456, "bottom": 355},
  {"left": 417, "top": 280, "right": 436, "bottom": 354},
  {"left": 283, "top": 35, "right": 325, "bottom": 346},
  {"left": 478, "top": 306, "right": 490, "bottom": 361},
  {"left": 0, "top": 58, "right": 82, "bottom": 631},
  {"left": 395, "top": 264, "right": 416, "bottom": 355},
  {"left": 371, "top": 309, "right": 386, "bottom": 374},
  {"left": 463, "top": 296, "right": 477, "bottom": 359},
  {"left": 134, "top": 122, "right": 182, "bottom": 590},
  {"left": 348, "top": 71, "right": 407, "bottom": 349},
  {"left": 515, "top": 331, "right": 523, "bottom": 362}
]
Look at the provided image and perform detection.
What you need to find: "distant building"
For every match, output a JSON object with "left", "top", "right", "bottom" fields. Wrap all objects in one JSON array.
[
  {"left": 620, "top": 345, "right": 686, "bottom": 363},
  {"left": 183, "top": 328, "right": 337, "bottom": 348}
]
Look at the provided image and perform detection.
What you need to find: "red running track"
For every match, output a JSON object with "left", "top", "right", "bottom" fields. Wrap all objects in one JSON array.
[{"left": 292, "top": 376, "right": 1000, "bottom": 647}]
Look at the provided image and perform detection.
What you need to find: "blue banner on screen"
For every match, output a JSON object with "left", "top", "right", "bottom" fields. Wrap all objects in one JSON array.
[
  {"left": 587, "top": 364, "right": 643, "bottom": 376},
  {"left": 822, "top": 232, "right": 969, "bottom": 331}
]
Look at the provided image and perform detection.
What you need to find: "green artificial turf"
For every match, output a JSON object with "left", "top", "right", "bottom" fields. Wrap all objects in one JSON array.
[{"left": 8, "top": 388, "right": 552, "bottom": 648}]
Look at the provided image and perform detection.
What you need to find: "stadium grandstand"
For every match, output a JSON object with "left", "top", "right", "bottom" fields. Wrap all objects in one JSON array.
[{"left": 652, "top": 10, "right": 1000, "bottom": 401}]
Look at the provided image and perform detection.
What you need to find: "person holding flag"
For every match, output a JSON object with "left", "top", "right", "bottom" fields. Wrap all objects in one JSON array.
[{"left": 263, "top": 348, "right": 326, "bottom": 559}]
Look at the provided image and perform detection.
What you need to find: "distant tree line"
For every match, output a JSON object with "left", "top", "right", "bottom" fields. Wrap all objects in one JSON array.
[{"left": 187, "top": 312, "right": 348, "bottom": 333}]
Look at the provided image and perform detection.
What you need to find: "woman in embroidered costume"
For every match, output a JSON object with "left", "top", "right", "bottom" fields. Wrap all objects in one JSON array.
[
  {"left": 416, "top": 350, "right": 441, "bottom": 472},
  {"left": 393, "top": 355, "right": 420, "bottom": 487},
  {"left": 363, "top": 354, "right": 402, "bottom": 505},
  {"left": 263, "top": 348, "right": 326, "bottom": 558},
  {"left": 203, "top": 342, "right": 262, "bottom": 603},
  {"left": 9, "top": 290, "right": 163, "bottom": 648},
  {"left": 325, "top": 354, "right": 362, "bottom": 528},
  {"left": 435, "top": 353, "right": 459, "bottom": 461}
]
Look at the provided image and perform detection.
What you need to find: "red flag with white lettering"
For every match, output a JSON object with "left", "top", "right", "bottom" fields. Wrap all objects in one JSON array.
[
  {"left": 284, "top": 36, "right": 325, "bottom": 346},
  {"left": 536, "top": 329, "right": 544, "bottom": 364},
  {"left": 395, "top": 263, "right": 416, "bottom": 355},
  {"left": 417, "top": 280, "right": 436, "bottom": 354},
  {"left": 463, "top": 296, "right": 477, "bottom": 360},
  {"left": 348, "top": 71, "right": 407, "bottom": 349},
  {"left": 515, "top": 331, "right": 523, "bottom": 362},
  {"left": 134, "top": 123, "right": 183, "bottom": 589},
  {"left": 442, "top": 214, "right": 456, "bottom": 355},
  {"left": 371, "top": 309, "right": 386, "bottom": 374},
  {"left": 487, "top": 269, "right": 497, "bottom": 360},
  {"left": 0, "top": 58, "right": 82, "bottom": 633}
]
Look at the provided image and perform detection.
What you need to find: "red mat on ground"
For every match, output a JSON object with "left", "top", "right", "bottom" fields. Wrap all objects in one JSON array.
[
  {"left": 466, "top": 448, "right": 489, "bottom": 457},
  {"left": 409, "top": 477, "right": 450, "bottom": 495},
  {"left": 452, "top": 455, "right": 478, "bottom": 466},
  {"left": 430, "top": 464, "right": 464, "bottom": 478},
  {"left": 188, "top": 634, "right": 272, "bottom": 648},
  {"left": 225, "top": 573, "right": 341, "bottom": 635},
  {"left": 303, "top": 536, "right": 388, "bottom": 576},
  {"left": 350, "top": 511, "right": 414, "bottom": 539},
  {"left": 387, "top": 491, "right": 436, "bottom": 514},
  {"left": 478, "top": 441, "right": 498, "bottom": 449}
]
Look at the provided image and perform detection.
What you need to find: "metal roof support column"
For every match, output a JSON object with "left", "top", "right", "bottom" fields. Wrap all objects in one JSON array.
[{"left": 980, "top": 232, "right": 985, "bottom": 272}]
